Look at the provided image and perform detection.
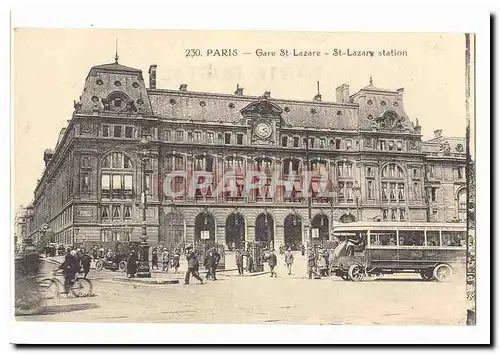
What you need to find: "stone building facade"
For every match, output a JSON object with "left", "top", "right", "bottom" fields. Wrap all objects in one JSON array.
[{"left": 24, "top": 59, "right": 467, "bottom": 249}]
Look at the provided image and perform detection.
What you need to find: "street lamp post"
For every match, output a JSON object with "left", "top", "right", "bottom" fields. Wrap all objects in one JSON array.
[
  {"left": 353, "top": 180, "right": 361, "bottom": 221},
  {"left": 137, "top": 129, "right": 152, "bottom": 278},
  {"left": 73, "top": 227, "right": 80, "bottom": 250}
]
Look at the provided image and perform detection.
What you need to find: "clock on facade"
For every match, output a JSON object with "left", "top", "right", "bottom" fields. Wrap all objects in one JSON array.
[{"left": 255, "top": 121, "right": 272, "bottom": 139}]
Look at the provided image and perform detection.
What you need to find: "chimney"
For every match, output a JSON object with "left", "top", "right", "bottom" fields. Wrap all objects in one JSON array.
[
  {"left": 263, "top": 91, "right": 271, "bottom": 99},
  {"left": 43, "top": 149, "right": 54, "bottom": 166},
  {"left": 335, "top": 83, "right": 350, "bottom": 103},
  {"left": 313, "top": 81, "right": 322, "bottom": 101},
  {"left": 234, "top": 84, "right": 244, "bottom": 96},
  {"left": 434, "top": 129, "right": 443, "bottom": 138},
  {"left": 148, "top": 64, "right": 157, "bottom": 89},
  {"left": 179, "top": 84, "right": 187, "bottom": 92}
]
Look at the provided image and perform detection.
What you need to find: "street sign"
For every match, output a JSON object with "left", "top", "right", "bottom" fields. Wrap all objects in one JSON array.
[
  {"left": 312, "top": 228, "right": 319, "bottom": 238},
  {"left": 201, "top": 230, "right": 210, "bottom": 240}
]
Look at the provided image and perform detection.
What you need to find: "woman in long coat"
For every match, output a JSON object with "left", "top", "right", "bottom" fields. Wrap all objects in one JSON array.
[{"left": 126, "top": 251, "right": 138, "bottom": 278}]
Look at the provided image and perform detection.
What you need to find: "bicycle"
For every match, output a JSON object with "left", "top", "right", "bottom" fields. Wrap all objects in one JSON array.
[{"left": 39, "top": 270, "right": 94, "bottom": 299}]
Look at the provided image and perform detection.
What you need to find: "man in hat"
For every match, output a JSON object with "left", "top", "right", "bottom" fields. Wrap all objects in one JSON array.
[
  {"left": 267, "top": 249, "right": 278, "bottom": 278},
  {"left": 235, "top": 248, "right": 244, "bottom": 275},
  {"left": 184, "top": 245, "right": 203, "bottom": 285}
]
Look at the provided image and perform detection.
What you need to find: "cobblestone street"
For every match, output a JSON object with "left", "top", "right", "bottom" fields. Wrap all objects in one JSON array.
[{"left": 16, "top": 253, "right": 467, "bottom": 325}]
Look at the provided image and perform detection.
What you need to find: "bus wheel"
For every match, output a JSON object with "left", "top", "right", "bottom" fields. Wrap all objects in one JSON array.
[
  {"left": 348, "top": 264, "right": 364, "bottom": 282},
  {"left": 420, "top": 269, "right": 434, "bottom": 281},
  {"left": 433, "top": 264, "right": 453, "bottom": 282}
]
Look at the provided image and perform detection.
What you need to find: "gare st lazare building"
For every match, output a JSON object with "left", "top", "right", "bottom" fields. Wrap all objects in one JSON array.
[{"left": 24, "top": 57, "right": 467, "bottom": 250}]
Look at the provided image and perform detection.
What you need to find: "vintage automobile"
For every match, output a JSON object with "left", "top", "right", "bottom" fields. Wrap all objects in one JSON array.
[
  {"left": 95, "top": 241, "right": 140, "bottom": 272},
  {"left": 330, "top": 222, "right": 467, "bottom": 282}
]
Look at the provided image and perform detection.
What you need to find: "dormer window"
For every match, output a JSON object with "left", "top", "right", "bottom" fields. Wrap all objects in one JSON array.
[{"left": 114, "top": 98, "right": 123, "bottom": 108}]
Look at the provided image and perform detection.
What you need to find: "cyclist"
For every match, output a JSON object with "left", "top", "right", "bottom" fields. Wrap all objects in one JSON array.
[{"left": 57, "top": 249, "right": 80, "bottom": 295}]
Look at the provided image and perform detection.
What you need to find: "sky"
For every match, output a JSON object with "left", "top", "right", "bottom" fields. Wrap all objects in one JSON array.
[{"left": 13, "top": 29, "right": 470, "bottom": 209}]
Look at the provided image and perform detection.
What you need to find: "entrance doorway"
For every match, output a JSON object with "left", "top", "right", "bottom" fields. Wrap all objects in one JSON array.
[
  {"left": 284, "top": 214, "right": 302, "bottom": 250},
  {"left": 255, "top": 213, "right": 274, "bottom": 248},
  {"left": 194, "top": 212, "right": 215, "bottom": 244},
  {"left": 311, "top": 214, "right": 329, "bottom": 240},
  {"left": 225, "top": 213, "right": 245, "bottom": 250}
]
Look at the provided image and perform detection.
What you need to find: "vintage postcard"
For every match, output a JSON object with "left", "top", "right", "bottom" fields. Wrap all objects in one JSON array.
[{"left": 9, "top": 15, "right": 488, "bottom": 345}]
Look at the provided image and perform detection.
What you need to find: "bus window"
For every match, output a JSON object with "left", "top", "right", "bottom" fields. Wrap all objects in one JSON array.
[
  {"left": 370, "top": 231, "right": 397, "bottom": 246},
  {"left": 398, "top": 230, "right": 424, "bottom": 246},
  {"left": 442, "top": 231, "right": 466, "bottom": 247},
  {"left": 426, "top": 231, "right": 440, "bottom": 246}
]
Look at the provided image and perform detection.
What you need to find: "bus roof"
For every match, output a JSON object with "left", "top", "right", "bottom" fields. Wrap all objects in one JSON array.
[{"left": 332, "top": 221, "right": 467, "bottom": 232}]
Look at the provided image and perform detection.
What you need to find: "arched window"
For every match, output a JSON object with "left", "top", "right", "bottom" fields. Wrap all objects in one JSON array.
[
  {"left": 100, "top": 152, "right": 134, "bottom": 200},
  {"left": 380, "top": 163, "right": 406, "bottom": 206}
]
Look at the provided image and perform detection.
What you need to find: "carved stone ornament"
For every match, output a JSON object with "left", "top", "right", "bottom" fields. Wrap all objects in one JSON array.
[
  {"left": 80, "top": 123, "right": 93, "bottom": 135},
  {"left": 409, "top": 140, "right": 418, "bottom": 151},
  {"left": 364, "top": 138, "right": 373, "bottom": 148},
  {"left": 440, "top": 141, "right": 451, "bottom": 155}
]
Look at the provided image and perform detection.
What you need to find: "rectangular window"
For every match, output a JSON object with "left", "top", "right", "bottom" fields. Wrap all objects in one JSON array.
[
  {"left": 457, "top": 167, "right": 464, "bottom": 179},
  {"left": 329, "top": 139, "right": 335, "bottom": 148},
  {"left": 112, "top": 205, "right": 121, "bottom": 219},
  {"left": 308, "top": 138, "right": 315, "bottom": 148},
  {"left": 218, "top": 133, "right": 224, "bottom": 144},
  {"left": 293, "top": 137, "right": 300, "bottom": 147},
  {"left": 429, "top": 165, "right": 435, "bottom": 178},
  {"left": 382, "top": 182, "right": 388, "bottom": 201},
  {"left": 124, "top": 174, "right": 133, "bottom": 199},
  {"left": 398, "top": 183, "right": 405, "bottom": 201},
  {"left": 281, "top": 136, "right": 288, "bottom": 147},
  {"left": 396, "top": 141, "right": 403, "bottom": 151},
  {"left": 207, "top": 132, "right": 214, "bottom": 143},
  {"left": 81, "top": 156, "right": 90, "bottom": 168},
  {"left": 164, "top": 130, "right": 171, "bottom": 141},
  {"left": 432, "top": 210, "right": 438, "bottom": 221},
  {"left": 114, "top": 126, "right": 122, "bottom": 138},
  {"left": 174, "top": 156, "right": 184, "bottom": 170},
  {"left": 426, "top": 231, "right": 440, "bottom": 246},
  {"left": 80, "top": 172, "right": 90, "bottom": 193},
  {"left": 370, "top": 230, "right": 397, "bottom": 246},
  {"left": 124, "top": 205, "right": 132, "bottom": 219},
  {"left": 194, "top": 131, "right": 202, "bottom": 142},
  {"left": 388, "top": 140, "right": 394, "bottom": 151},
  {"left": 346, "top": 139, "right": 352, "bottom": 150},
  {"left": 335, "top": 139, "right": 341, "bottom": 149},
  {"left": 112, "top": 174, "right": 123, "bottom": 199},
  {"left": 431, "top": 187, "right": 437, "bottom": 202},
  {"left": 399, "top": 209, "right": 406, "bottom": 221},
  {"left": 413, "top": 168, "right": 419, "bottom": 178},
  {"left": 176, "top": 130, "right": 184, "bottom": 141},
  {"left": 346, "top": 182, "right": 353, "bottom": 201},
  {"left": 145, "top": 174, "right": 153, "bottom": 196},
  {"left": 319, "top": 138, "right": 326, "bottom": 149},
  {"left": 225, "top": 133, "right": 231, "bottom": 144},
  {"left": 442, "top": 231, "right": 466, "bottom": 247},
  {"left": 398, "top": 230, "right": 424, "bottom": 246},
  {"left": 413, "top": 182, "right": 421, "bottom": 200},
  {"left": 338, "top": 182, "right": 345, "bottom": 202},
  {"left": 379, "top": 140, "right": 386, "bottom": 150},
  {"left": 125, "top": 127, "right": 133, "bottom": 138},
  {"left": 367, "top": 180, "right": 374, "bottom": 199},
  {"left": 367, "top": 167, "right": 373, "bottom": 177},
  {"left": 237, "top": 134, "right": 244, "bottom": 145},
  {"left": 103, "top": 125, "right": 110, "bottom": 137},
  {"left": 187, "top": 131, "right": 193, "bottom": 141},
  {"left": 101, "top": 205, "right": 110, "bottom": 219}
]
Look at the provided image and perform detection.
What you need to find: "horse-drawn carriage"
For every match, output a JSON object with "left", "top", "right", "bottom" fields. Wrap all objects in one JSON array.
[{"left": 95, "top": 241, "right": 140, "bottom": 272}]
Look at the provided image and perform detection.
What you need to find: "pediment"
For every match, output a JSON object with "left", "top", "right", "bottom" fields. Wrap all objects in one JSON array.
[{"left": 240, "top": 98, "right": 283, "bottom": 117}]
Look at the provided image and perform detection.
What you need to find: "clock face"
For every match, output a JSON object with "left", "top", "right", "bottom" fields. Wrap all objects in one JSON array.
[{"left": 255, "top": 122, "right": 272, "bottom": 139}]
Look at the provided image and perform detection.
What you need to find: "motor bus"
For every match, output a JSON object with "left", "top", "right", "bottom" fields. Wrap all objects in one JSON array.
[{"left": 330, "top": 221, "right": 467, "bottom": 282}]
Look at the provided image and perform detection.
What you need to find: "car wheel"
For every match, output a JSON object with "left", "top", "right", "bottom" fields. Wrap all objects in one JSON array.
[
  {"left": 118, "top": 261, "right": 127, "bottom": 272},
  {"left": 420, "top": 269, "right": 434, "bottom": 281},
  {"left": 433, "top": 264, "right": 453, "bottom": 282},
  {"left": 95, "top": 260, "right": 103, "bottom": 271},
  {"left": 348, "top": 264, "right": 364, "bottom": 282}
]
